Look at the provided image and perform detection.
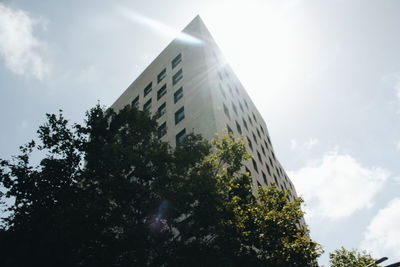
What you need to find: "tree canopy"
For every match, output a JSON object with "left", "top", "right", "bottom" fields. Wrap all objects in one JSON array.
[
  {"left": 328, "top": 247, "right": 377, "bottom": 267},
  {"left": 0, "top": 104, "right": 321, "bottom": 267}
]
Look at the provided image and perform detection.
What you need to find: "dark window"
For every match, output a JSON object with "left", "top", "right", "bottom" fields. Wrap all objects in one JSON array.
[
  {"left": 232, "top": 102, "right": 238, "bottom": 116},
  {"left": 253, "top": 112, "right": 257, "bottom": 122},
  {"left": 172, "top": 53, "right": 182, "bottom": 69},
  {"left": 174, "top": 87, "right": 183, "bottom": 103},
  {"left": 264, "top": 140, "right": 269, "bottom": 150},
  {"left": 272, "top": 151, "right": 276, "bottom": 160},
  {"left": 245, "top": 167, "right": 251, "bottom": 176},
  {"left": 223, "top": 104, "right": 230, "bottom": 119},
  {"left": 144, "top": 82, "right": 152, "bottom": 96},
  {"left": 260, "top": 125, "right": 265, "bottom": 134},
  {"left": 274, "top": 176, "right": 279, "bottom": 185},
  {"left": 173, "top": 69, "right": 183, "bottom": 85},
  {"left": 157, "top": 84, "right": 167, "bottom": 100},
  {"left": 261, "top": 145, "right": 266, "bottom": 156},
  {"left": 267, "top": 136, "right": 272, "bottom": 146},
  {"left": 262, "top": 172, "right": 267, "bottom": 184},
  {"left": 244, "top": 99, "right": 248, "bottom": 109},
  {"left": 257, "top": 128, "right": 261, "bottom": 138},
  {"left": 227, "top": 124, "right": 233, "bottom": 135},
  {"left": 236, "top": 121, "right": 242, "bottom": 134},
  {"left": 176, "top": 129, "right": 186, "bottom": 145},
  {"left": 247, "top": 137, "right": 253, "bottom": 151},
  {"left": 157, "top": 68, "right": 166, "bottom": 83},
  {"left": 257, "top": 180, "right": 262, "bottom": 187},
  {"left": 175, "top": 107, "right": 185, "bottom": 124},
  {"left": 252, "top": 159, "right": 258, "bottom": 173},
  {"left": 157, "top": 102, "right": 166, "bottom": 116},
  {"left": 239, "top": 101, "right": 244, "bottom": 112},
  {"left": 131, "top": 95, "right": 139, "bottom": 106},
  {"left": 248, "top": 115, "right": 253, "bottom": 125},
  {"left": 269, "top": 157, "right": 274, "bottom": 168},
  {"left": 252, "top": 132, "right": 258, "bottom": 144},
  {"left": 143, "top": 99, "right": 152, "bottom": 112},
  {"left": 158, "top": 122, "right": 167, "bottom": 138},
  {"left": 242, "top": 118, "right": 248, "bottom": 131},
  {"left": 257, "top": 151, "right": 262, "bottom": 163},
  {"left": 266, "top": 163, "right": 271, "bottom": 176}
]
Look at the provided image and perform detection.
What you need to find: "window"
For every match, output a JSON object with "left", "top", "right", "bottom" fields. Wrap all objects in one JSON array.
[
  {"left": 157, "top": 102, "right": 166, "bottom": 117},
  {"left": 272, "top": 151, "right": 276, "bottom": 160},
  {"left": 157, "top": 84, "right": 167, "bottom": 100},
  {"left": 172, "top": 53, "right": 182, "bottom": 69},
  {"left": 174, "top": 87, "right": 183, "bottom": 103},
  {"left": 236, "top": 121, "right": 242, "bottom": 134},
  {"left": 262, "top": 172, "right": 267, "bottom": 184},
  {"left": 131, "top": 95, "right": 139, "bottom": 107},
  {"left": 252, "top": 159, "right": 258, "bottom": 173},
  {"left": 247, "top": 137, "right": 253, "bottom": 151},
  {"left": 266, "top": 163, "right": 271, "bottom": 176},
  {"left": 261, "top": 145, "right": 266, "bottom": 156},
  {"left": 257, "top": 151, "right": 262, "bottom": 163},
  {"left": 242, "top": 118, "right": 248, "bottom": 131},
  {"left": 176, "top": 128, "right": 186, "bottom": 145},
  {"left": 227, "top": 124, "right": 233, "bottom": 135},
  {"left": 223, "top": 104, "right": 230, "bottom": 119},
  {"left": 252, "top": 112, "right": 257, "bottom": 123},
  {"left": 274, "top": 176, "right": 279, "bottom": 185},
  {"left": 264, "top": 140, "right": 269, "bottom": 151},
  {"left": 173, "top": 69, "right": 183, "bottom": 85},
  {"left": 143, "top": 99, "right": 152, "bottom": 111},
  {"left": 257, "top": 128, "right": 261, "bottom": 139},
  {"left": 244, "top": 99, "right": 248, "bottom": 109},
  {"left": 239, "top": 101, "right": 244, "bottom": 112},
  {"left": 157, "top": 68, "right": 166, "bottom": 83},
  {"left": 269, "top": 157, "right": 274, "bottom": 168},
  {"left": 267, "top": 136, "right": 272, "bottom": 146},
  {"left": 158, "top": 122, "right": 167, "bottom": 138},
  {"left": 252, "top": 132, "right": 258, "bottom": 144},
  {"left": 175, "top": 107, "right": 185, "bottom": 124},
  {"left": 232, "top": 102, "right": 238, "bottom": 116},
  {"left": 144, "top": 82, "right": 152, "bottom": 97},
  {"left": 260, "top": 125, "right": 265, "bottom": 134},
  {"left": 248, "top": 115, "right": 253, "bottom": 126}
]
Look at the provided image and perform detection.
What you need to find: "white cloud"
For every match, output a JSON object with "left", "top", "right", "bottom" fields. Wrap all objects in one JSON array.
[
  {"left": 360, "top": 198, "right": 400, "bottom": 259},
  {"left": 0, "top": 3, "right": 49, "bottom": 79},
  {"left": 290, "top": 138, "right": 319, "bottom": 151},
  {"left": 288, "top": 151, "right": 389, "bottom": 220}
]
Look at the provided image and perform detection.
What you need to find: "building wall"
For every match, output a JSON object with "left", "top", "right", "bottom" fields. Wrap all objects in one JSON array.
[{"left": 111, "top": 16, "right": 298, "bottom": 201}]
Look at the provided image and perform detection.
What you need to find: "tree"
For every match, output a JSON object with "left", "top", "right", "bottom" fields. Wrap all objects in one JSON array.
[
  {"left": 0, "top": 104, "right": 321, "bottom": 266},
  {"left": 329, "top": 247, "right": 377, "bottom": 267}
]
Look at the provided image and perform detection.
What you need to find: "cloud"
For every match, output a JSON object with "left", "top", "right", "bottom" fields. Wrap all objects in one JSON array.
[
  {"left": 360, "top": 198, "right": 400, "bottom": 259},
  {"left": 0, "top": 3, "right": 49, "bottom": 79},
  {"left": 288, "top": 151, "right": 389, "bottom": 220},
  {"left": 290, "top": 138, "right": 319, "bottom": 151}
]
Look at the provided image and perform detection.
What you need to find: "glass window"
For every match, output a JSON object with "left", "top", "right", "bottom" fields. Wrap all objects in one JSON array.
[
  {"left": 252, "top": 132, "right": 258, "bottom": 144},
  {"left": 173, "top": 69, "right": 183, "bottom": 85},
  {"left": 260, "top": 125, "right": 265, "bottom": 134},
  {"left": 227, "top": 124, "right": 233, "bottom": 135},
  {"left": 252, "top": 159, "right": 258, "bottom": 173},
  {"left": 223, "top": 103, "right": 230, "bottom": 119},
  {"left": 158, "top": 122, "right": 167, "bottom": 138},
  {"left": 176, "top": 128, "right": 186, "bottom": 145},
  {"left": 266, "top": 163, "right": 271, "bottom": 176},
  {"left": 257, "top": 128, "right": 261, "bottom": 138},
  {"left": 232, "top": 102, "right": 238, "bottom": 116},
  {"left": 175, "top": 106, "right": 185, "bottom": 124},
  {"left": 239, "top": 101, "right": 244, "bottom": 112},
  {"left": 261, "top": 145, "right": 266, "bottom": 156},
  {"left": 248, "top": 115, "right": 253, "bottom": 126},
  {"left": 257, "top": 151, "right": 262, "bottom": 163},
  {"left": 247, "top": 137, "right": 253, "bottom": 151},
  {"left": 242, "top": 118, "right": 248, "bottom": 131},
  {"left": 131, "top": 95, "right": 139, "bottom": 107},
  {"left": 174, "top": 87, "right": 183, "bottom": 103},
  {"left": 244, "top": 99, "right": 248, "bottom": 109},
  {"left": 157, "top": 84, "right": 167, "bottom": 100},
  {"left": 157, "top": 102, "right": 166, "bottom": 117},
  {"left": 253, "top": 112, "right": 257, "bottom": 122},
  {"left": 172, "top": 53, "right": 182, "bottom": 69},
  {"left": 144, "top": 82, "right": 152, "bottom": 97},
  {"left": 157, "top": 68, "right": 166, "bottom": 83},
  {"left": 143, "top": 99, "right": 152, "bottom": 112},
  {"left": 236, "top": 121, "right": 242, "bottom": 134},
  {"left": 264, "top": 140, "right": 269, "bottom": 151},
  {"left": 262, "top": 172, "right": 267, "bottom": 184}
]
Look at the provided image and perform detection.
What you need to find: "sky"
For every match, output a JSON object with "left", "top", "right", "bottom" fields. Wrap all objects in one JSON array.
[{"left": 0, "top": 0, "right": 399, "bottom": 265}]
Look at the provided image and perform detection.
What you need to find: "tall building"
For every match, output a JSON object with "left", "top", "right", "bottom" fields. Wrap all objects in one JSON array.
[{"left": 112, "top": 16, "right": 298, "bottom": 200}]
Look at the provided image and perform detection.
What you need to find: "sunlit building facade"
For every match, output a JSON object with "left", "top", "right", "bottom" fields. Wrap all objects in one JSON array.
[{"left": 111, "top": 16, "right": 298, "bottom": 199}]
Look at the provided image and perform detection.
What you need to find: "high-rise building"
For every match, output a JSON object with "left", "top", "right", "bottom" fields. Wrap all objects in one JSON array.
[{"left": 111, "top": 16, "right": 298, "bottom": 200}]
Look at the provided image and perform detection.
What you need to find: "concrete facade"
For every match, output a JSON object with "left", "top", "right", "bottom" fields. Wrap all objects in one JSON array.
[{"left": 111, "top": 16, "right": 298, "bottom": 200}]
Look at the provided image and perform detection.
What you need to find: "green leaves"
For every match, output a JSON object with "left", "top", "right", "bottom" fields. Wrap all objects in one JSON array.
[{"left": 0, "top": 104, "right": 322, "bottom": 267}]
